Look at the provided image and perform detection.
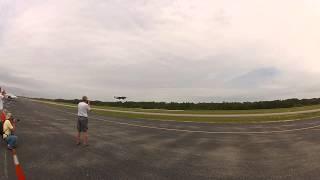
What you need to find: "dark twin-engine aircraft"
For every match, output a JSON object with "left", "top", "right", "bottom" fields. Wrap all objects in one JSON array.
[{"left": 114, "top": 96, "right": 127, "bottom": 100}]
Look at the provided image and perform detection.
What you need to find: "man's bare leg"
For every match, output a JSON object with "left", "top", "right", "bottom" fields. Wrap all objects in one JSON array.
[{"left": 76, "top": 132, "right": 81, "bottom": 145}]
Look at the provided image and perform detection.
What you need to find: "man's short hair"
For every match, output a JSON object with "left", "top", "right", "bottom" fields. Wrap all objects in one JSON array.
[{"left": 82, "top": 96, "right": 88, "bottom": 101}]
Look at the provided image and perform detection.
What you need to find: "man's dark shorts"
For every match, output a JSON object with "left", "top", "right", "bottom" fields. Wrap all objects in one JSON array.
[{"left": 77, "top": 116, "right": 88, "bottom": 132}]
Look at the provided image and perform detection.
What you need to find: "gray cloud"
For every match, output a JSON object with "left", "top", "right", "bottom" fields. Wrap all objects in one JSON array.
[
  {"left": 226, "top": 67, "right": 281, "bottom": 88},
  {"left": 1, "top": 0, "right": 320, "bottom": 102}
]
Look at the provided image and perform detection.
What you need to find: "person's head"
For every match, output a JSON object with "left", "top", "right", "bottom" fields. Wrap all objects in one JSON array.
[
  {"left": 82, "top": 96, "right": 88, "bottom": 103},
  {"left": 6, "top": 113, "right": 12, "bottom": 120}
]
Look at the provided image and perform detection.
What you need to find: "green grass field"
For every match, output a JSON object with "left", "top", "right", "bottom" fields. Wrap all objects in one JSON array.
[
  {"left": 41, "top": 100, "right": 320, "bottom": 114},
  {"left": 91, "top": 104, "right": 320, "bottom": 114},
  {"left": 31, "top": 99, "right": 320, "bottom": 123}
]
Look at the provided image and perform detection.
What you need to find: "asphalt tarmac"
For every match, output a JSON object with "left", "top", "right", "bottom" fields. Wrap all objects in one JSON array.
[{"left": 2, "top": 98, "right": 320, "bottom": 180}]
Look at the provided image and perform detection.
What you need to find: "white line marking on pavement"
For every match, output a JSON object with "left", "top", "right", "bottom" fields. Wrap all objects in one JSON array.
[
  {"left": 55, "top": 118, "right": 70, "bottom": 121},
  {"left": 4, "top": 150, "right": 8, "bottom": 179},
  {"left": 94, "top": 117, "right": 320, "bottom": 134},
  {"left": 56, "top": 109, "right": 320, "bottom": 134}
]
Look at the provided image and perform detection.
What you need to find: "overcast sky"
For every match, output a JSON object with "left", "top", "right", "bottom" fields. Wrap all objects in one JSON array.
[{"left": 1, "top": 0, "right": 320, "bottom": 102}]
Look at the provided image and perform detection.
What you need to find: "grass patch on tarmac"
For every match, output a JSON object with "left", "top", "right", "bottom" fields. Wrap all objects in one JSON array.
[{"left": 32, "top": 99, "right": 320, "bottom": 123}]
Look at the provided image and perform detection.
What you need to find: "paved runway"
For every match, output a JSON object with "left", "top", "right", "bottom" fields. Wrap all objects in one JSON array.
[{"left": 2, "top": 99, "right": 320, "bottom": 179}]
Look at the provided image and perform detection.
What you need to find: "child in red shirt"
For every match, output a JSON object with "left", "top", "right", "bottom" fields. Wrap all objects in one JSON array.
[{"left": 1, "top": 110, "right": 6, "bottom": 123}]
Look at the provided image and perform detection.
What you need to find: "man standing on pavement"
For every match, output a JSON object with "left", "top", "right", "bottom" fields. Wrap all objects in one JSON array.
[
  {"left": 76, "top": 96, "right": 91, "bottom": 146},
  {"left": 0, "top": 90, "right": 5, "bottom": 114}
]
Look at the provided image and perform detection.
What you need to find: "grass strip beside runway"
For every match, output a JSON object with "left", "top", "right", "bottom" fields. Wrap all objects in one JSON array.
[{"left": 30, "top": 99, "right": 320, "bottom": 123}]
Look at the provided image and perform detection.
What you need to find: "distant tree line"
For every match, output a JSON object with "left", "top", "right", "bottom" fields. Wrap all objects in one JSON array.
[{"left": 35, "top": 97, "right": 320, "bottom": 110}]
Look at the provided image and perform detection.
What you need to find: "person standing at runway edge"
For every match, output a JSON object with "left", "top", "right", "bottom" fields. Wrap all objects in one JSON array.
[
  {"left": 0, "top": 89, "right": 5, "bottom": 114},
  {"left": 76, "top": 96, "right": 91, "bottom": 146}
]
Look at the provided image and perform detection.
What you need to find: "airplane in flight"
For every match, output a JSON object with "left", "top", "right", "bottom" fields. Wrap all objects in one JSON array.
[{"left": 114, "top": 96, "right": 127, "bottom": 101}]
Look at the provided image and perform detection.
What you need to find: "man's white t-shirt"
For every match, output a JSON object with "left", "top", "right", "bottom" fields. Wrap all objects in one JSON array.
[
  {"left": 0, "top": 94, "right": 4, "bottom": 110},
  {"left": 78, "top": 102, "right": 90, "bottom": 117}
]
